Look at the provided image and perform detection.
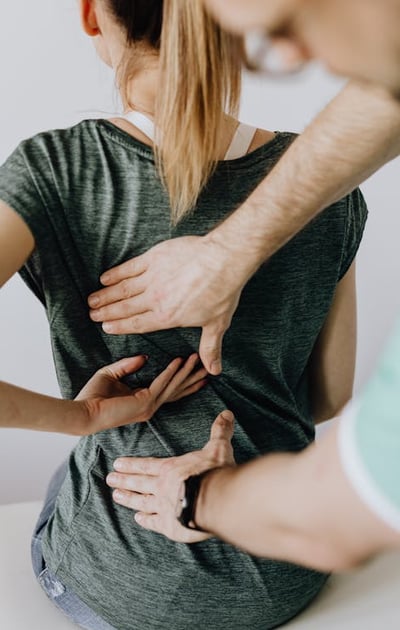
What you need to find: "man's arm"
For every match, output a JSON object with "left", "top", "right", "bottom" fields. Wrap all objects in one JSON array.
[
  {"left": 112, "top": 414, "right": 399, "bottom": 571},
  {"left": 89, "top": 80, "right": 400, "bottom": 374},
  {"left": 195, "top": 423, "right": 400, "bottom": 572}
]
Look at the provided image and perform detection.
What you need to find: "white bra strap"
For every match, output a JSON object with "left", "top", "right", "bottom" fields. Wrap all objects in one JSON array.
[
  {"left": 224, "top": 123, "right": 257, "bottom": 161},
  {"left": 119, "top": 111, "right": 157, "bottom": 143},
  {"left": 114, "top": 112, "right": 257, "bottom": 160}
]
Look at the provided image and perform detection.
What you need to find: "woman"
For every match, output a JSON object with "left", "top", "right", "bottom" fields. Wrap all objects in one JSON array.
[{"left": 0, "top": 0, "right": 367, "bottom": 628}]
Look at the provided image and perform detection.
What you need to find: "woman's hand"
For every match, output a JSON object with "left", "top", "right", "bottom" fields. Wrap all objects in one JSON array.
[
  {"left": 75, "top": 353, "right": 207, "bottom": 436},
  {"left": 106, "top": 410, "right": 236, "bottom": 543},
  {"left": 88, "top": 235, "right": 246, "bottom": 376}
]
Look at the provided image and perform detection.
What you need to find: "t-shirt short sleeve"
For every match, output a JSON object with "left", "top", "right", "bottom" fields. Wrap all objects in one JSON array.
[
  {"left": 339, "top": 316, "right": 400, "bottom": 532},
  {"left": 338, "top": 187, "right": 368, "bottom": 280},
  {"left": 0, "top": 143, "right": 47, "bottom": 244}
]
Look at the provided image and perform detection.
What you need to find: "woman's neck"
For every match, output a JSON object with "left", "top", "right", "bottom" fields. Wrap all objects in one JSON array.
[{"left": 121, "top": 61, "right": 159, "bottom": 118}]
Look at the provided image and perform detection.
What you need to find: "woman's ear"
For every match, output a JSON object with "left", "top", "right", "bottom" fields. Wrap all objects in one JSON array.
[{"left": 80, "top": 0, "right": 101, "bottom": 37}]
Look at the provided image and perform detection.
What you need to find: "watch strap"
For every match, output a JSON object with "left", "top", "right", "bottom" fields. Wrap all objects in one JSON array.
[{"left": 178, "top": 473, "right": 206, "bottom": 531}]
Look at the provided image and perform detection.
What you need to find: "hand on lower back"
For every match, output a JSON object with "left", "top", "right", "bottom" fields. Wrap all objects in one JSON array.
[
  {"left": 88, "top": 235, "right": 246, "bottom": 375},
  {"left": 75, "top": 354, "right": 207, "bottom": 435},
  {"left": 107, "top": 410, "right": 236, "bottom": 543}
]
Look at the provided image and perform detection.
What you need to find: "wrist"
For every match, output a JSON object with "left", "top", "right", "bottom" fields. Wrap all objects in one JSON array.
[
  {"left": 204, "top": 228, "right": 259, "bottom": 288},
  {"left": 67, "top": 399, "right": 94, "bottom": 436},
  {"left": 194, "top": 466, "right": 237, "bottom": 533}
]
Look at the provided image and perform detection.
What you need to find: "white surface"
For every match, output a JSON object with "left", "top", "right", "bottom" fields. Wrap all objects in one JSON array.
[
  {"left": 0, "top": 0, "right": 400, "bottom": 503},
  {"left": 0, "top": 502, "right": 76, "bottom": 629},
  {"left": 0, "top": 502, "right": 399, "bottom": 629}
]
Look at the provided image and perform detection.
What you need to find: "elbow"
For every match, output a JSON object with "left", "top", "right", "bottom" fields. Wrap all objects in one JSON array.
[
  {"left": 313, "top": 390, "right": 353, "bottom": 424},
  {"left": 307, "top": 537, "right": 370, "bottom": 573}
]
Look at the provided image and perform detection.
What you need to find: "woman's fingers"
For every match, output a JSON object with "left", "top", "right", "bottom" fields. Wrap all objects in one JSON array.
[
  {"left": 177, "top": 365, "right": 208, "bottom": 389},
  {"left": 154, "top": 354, "right": 202, "bottom": 404},
  {"left": 97, "top": 355, "right": 148, "bottom": 380},
  {"left": 167, "top": 378, "right": 208, "bottom": 402},
  {"left": 148, "top": 357, "right": 185, "bottom": 399}
]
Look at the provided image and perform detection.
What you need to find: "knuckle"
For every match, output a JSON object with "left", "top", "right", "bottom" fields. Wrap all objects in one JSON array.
[
  {"left": 142, "top": 494, "right": 152, "bottom": 510},
  {"left": 129, "top": 316, "right": 143, "bottom": 332},
  {"left": 121, "top": 280, "right": 132, "bottom": 300},
  {"left": 157, "top": 309, "right": 174, "bottom": 327}
]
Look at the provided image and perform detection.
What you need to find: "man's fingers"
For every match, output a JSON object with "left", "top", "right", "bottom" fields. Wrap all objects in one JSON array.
[
  {"left": 99, "top": 312, "right": 171, "bottom": 335},
  {"left": 209, "top": 410, "right": 235, "bottom": 442},
  {"left": 134, "top": 512, "right": 163, "bottom": 534},
  {"left": 199, "top": 323, "right": 226, "bottom": 375},
  {"left": 90, "top": 292, "right": 150, "bottom": 324},
  {"left": 88, "top": 276, "right": 148, "bottom": 310},
  {"left": 113, "top": 489, "right": 157, "bottom": 513},
  {"left": 113, "top": 456, "right": 165, "bottom": 476},
  {"left": 99, "top": 256, "right": 149, "bottom": 287},
  {"left": 134, "top": 512, "right": 210, "bottom": 543},
  {"left": 106, "top": 472, "right": 157, "bottom": 495}
]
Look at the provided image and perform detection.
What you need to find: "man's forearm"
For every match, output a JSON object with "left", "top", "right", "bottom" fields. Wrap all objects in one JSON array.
[
  {"left": 209, "top": 80, "right": 400, "bottom": 278},
  {"left": 195, "top": 423, "right": 398, "bottom": 571},
  {"left": 0, "top": 380, "right": 85, "bottom": 434}
]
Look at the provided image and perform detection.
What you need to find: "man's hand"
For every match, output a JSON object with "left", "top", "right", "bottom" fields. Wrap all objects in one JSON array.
[
  {"left": 88, "top": 236, "right": 247, "bottom": 375},
  {"left": 75, "top": 353, "right": 207, "bottom": 435},
  {"left": 106, "top": 410, "right": 236, "bottom": 543}
]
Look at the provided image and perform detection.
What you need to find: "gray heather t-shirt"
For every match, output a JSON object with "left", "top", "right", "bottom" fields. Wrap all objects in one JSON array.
[{"left": 0, "top": 121, "right": 367, "bottom": 630}]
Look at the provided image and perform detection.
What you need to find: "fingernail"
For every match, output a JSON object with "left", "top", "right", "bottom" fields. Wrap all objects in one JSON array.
[
  {"left": 107, "top": 474, "right": 118, "bottom": 485},
  {"left": 142, "top": 355, "right": 149, "bottom": 361},
  {"left": 113, "top": 490, "right": 124, "bottom": 501},
  {"left": 101, "top": 273, "right": 110, "bottom": 284},
  {"left": 221, "top": 411, "right": 233, "bottom": 421},
  {"left": 135, "top": 513, "right": 143, "bottom": 523},
  {"left": 90, "top": 310, "right": 101, "bottom": 321},
  {"left": 88, "top": 296, "right": 99, "bottom": 307},
  {"left": 103, "top": 322, "right": 113, "bottom": 333},
  {"left": 113, "top": 460, "right": 124, "bottom": 471}
]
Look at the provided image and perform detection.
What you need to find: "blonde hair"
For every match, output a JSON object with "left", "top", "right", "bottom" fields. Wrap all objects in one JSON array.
[{"left": 107, "top": 0, "right": 242, "bottom": 223}]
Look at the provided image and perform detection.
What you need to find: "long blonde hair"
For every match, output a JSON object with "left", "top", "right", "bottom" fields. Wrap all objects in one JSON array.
[{"left": 106, "top": 0, "right": 242, "bottom": 223}]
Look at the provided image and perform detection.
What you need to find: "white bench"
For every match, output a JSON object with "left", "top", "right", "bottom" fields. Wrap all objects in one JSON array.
[{"left": 0, "top": 502, "right": 399, "bottom": 629}]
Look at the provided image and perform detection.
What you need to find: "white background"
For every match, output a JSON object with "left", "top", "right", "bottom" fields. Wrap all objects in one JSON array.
[{"left": 0, "top": 0, "right": 399, "bottom": 504}]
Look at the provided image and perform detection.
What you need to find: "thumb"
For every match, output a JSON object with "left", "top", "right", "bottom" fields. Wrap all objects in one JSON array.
[
  {"left": 99, "top": 355, "right": 148, "bottom": 381},
  {"left": 209, "top": 410, "right": 235, "bottom": 442},
  {"left": 199, "top": 322, "right": 226, "bottom": 375}
]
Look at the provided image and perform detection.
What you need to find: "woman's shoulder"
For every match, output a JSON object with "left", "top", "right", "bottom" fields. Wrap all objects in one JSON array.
[{"left": 14, "top": 120, "right": 100, "bottom": 156}]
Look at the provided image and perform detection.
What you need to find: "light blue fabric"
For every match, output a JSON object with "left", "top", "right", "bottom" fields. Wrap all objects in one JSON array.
[{"left": 355, "top": 316, "right": 400, "bottom": 512}]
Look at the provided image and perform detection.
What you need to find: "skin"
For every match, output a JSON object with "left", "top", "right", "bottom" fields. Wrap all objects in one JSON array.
[
  {"left": 88, "top": 81, "right": 400, "bottom": 374},
  {"left": 0, "top": 199, "right": 207, "bottom": 434},
  {"left": 107, "top": 0, "right": 400, "bottom": 569},
  {"left": 204, "top": 0, "right": 400, "bottom": 95},
  {"left": 86, "top": 0, "right": 400, "bottom": 374},
  {"left": 108, "top": 414, "right": 400, "bottom": 571}
]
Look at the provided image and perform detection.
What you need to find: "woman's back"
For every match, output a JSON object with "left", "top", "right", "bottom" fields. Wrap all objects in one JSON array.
[{"left": 0, "top": 120, "right": 366, "bottom": 628}]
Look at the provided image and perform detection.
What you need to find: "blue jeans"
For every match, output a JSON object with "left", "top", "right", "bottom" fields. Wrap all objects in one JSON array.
[{"left": 31, "top": 462, "right": 116, "bottom": 630}]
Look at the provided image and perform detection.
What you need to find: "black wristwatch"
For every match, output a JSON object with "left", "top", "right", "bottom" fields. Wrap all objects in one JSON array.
[{"left": 177, "top": 473, "right": 206, "bottom": 531}]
